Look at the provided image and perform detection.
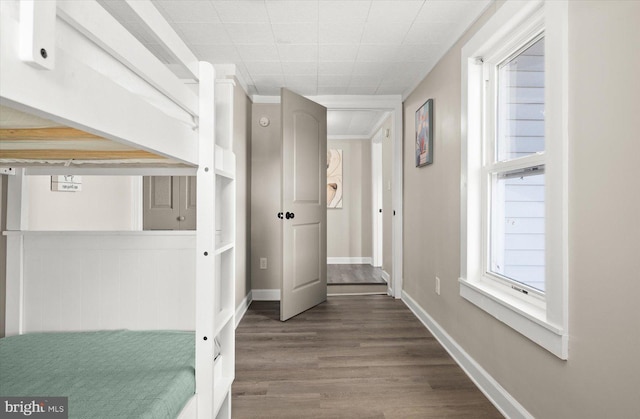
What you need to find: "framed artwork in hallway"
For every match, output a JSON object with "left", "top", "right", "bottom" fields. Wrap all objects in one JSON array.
[{"left": 416, "top": 98, "right": 434, "bottom": 167}]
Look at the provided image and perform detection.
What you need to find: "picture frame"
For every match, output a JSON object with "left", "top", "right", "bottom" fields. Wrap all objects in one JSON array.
[{"left": 415, "top": 98, "right": 433, "bottom": 167}]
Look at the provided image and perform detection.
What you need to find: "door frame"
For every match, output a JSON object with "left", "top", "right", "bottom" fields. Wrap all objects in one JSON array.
[
  {"left": 371, "top": 134, "right": 383, "bottom": 268},
  {"left": 308, "top": 95, "right": 403, "bottom": 299}
]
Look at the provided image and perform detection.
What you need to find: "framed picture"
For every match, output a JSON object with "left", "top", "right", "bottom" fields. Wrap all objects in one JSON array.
[{"left": 415, "top": 98, "right": 433, "bottom": 167}]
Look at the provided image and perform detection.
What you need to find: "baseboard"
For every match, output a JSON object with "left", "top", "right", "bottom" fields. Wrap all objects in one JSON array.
[
  {"left": 235, "top": 291, "right": 253, "bottom": 328},
  {"left": 327, "top": 257, "right": 372, "bottom": 265},
  {"left": 381, "top": 270, "right": 390, "bottom": 282},
  {"left": 252, "top": 289, "right": 281, "bottom": 301},
  {"left": 401, "top": 290, "right": 533, "bottom": 419}
]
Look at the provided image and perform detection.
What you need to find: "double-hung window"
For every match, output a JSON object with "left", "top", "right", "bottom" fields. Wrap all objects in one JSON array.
[{"left": 460, "top": 0, "right": 568, "bottom": 359}]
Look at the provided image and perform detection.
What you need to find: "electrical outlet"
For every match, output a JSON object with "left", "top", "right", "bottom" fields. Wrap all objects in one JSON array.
[
  {"left": 435, "top": 277, "right": 441, "bottom": 295},
  {"left": 259, "top": 258, "right": 267, "bottom": 269}
]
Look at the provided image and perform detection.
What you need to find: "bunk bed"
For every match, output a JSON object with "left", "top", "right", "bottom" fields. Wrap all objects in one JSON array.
[{"left": 0, "top": 1, "right": 236, "bottom": 418}]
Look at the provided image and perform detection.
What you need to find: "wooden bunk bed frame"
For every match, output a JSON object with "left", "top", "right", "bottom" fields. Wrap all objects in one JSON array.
[{"left": 0, "top": 1, "right": 234, "bottom": 418}]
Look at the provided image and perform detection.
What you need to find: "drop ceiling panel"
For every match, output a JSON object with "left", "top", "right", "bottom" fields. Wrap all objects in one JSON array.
[{"left": 101, "top": 0, "right": 492, "bottom": 99}]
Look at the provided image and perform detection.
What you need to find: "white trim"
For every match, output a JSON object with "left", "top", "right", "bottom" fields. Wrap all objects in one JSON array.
[
  {"left": 131, "top": 176, "right": 143, "bottom": 231},
  {"left": 371, "top": 138, "right": 383, "bottom": 268},
  {"left": 327, "top": 257, "right": 372, "bottom": 265},
  {"left": 381, "top": 270, "right": 391, "bottom": 283},
  {"left": 234, "top": 291, "right": 252, "bottom": 328},
  {"left": 57, "top": 0, "right": 198, "bottom": 116},
  {"left": 252, "top": 289, "right": 281, "bottom": 301},
  {"left": 402, "top": 290, "right": 534, "bottom": 419},
  {"left": 123, "top": 0, "right": 199, "bottom": 81},
  {"left": 459, "top": 0, "right": 568, "bottom": 359}
]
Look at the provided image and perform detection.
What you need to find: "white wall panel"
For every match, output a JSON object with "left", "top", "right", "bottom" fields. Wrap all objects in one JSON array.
[{"left": 20, "top": 232, "right": 195, "bottom": 333}]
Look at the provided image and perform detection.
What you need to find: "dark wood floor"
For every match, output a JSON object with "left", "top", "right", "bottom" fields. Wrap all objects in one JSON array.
[
  {"left": 327, "top": 264, "right": 386, "bottom": 285},
  {"left": 232, "top": 296, "right": 502, "bottom": 418}
]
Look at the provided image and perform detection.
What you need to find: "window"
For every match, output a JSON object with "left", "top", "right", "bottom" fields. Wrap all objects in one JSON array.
[
  {"left": 487, "top": 35, "right": 546, "bottom": 295},
  {"left": 460, "top": 0, "right": 568, "bottom": 359}
]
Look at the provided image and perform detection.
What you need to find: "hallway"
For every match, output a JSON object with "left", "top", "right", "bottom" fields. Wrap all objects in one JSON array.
[{"left": 233, "top": 296, "right": 502, "bottom": 418}]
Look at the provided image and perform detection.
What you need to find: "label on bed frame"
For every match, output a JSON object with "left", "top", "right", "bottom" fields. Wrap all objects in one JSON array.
[
  {"left": 50, "top": 175, "right": 82, "bottom": 192},
  {"left": 1, "top": 397, "right": 68, "bottom": 418}
]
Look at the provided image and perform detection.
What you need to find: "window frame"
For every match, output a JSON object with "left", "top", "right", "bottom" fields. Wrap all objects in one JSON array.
[{"left": 460, "top": 0, "right": 568, "bottom": 359}]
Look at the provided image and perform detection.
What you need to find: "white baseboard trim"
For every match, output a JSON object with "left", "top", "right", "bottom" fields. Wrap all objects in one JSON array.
[
  {"left": 381, "top": 270, "right": 390, "bottom": 283},
  {"left": 401, "top": 290, "right": 533, "bottom": 419},
  {"left": 252, "top": 289, "right": 281, "bottom": 301},
  {"left": 235, "top": 291, "right": 253, "bottom": 328},
  {"left": 327, "top": 257, "right": 372, "bottom": 265}
]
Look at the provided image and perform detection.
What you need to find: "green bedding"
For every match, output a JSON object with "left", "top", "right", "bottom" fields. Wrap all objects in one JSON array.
[{"left": 0, "top": 330, "right": 195, "bottom": 419}]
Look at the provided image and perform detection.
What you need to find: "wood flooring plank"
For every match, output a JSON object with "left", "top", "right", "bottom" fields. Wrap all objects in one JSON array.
[{"left": 233, "top": 296, "right": 503, "bottom": 418}]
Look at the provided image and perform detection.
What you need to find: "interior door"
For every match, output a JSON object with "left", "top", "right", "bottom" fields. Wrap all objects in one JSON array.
[
  {"left": 143, "top": 176, "right": 196, "bottom": 230},
  {"left": 280, "top": 88, "right": 327, "bottom": 321}
]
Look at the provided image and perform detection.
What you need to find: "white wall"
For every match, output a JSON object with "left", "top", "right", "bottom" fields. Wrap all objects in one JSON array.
[
  {"left": 27, "top": 175, "right": 137, "bottom": 230},
  {"left": 327, "top": 139, "right": 372, "bottom": 260},
  {"left": 402, "top": 1, "right": 640, "bottom": 417},
  {"left": 250, "top": 103, "right": 282, "bottom": 291},
  {"left": 233, "top": 79, "right": 252, "bottom": 307},
  {"left": 380, "top": 116, "right": 393, "bottom": 277}
]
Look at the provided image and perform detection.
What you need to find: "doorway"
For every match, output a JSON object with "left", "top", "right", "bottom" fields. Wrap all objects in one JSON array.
[{"left": 324, "top": 108, "right": 395, "bottom": 296}]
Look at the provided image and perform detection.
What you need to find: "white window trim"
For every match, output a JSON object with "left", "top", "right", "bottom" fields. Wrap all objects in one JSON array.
[{"left": 460, "top": 0, "right": 568, "bottom": 359}]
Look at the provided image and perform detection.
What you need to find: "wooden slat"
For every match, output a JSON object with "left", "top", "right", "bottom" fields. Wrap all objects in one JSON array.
[
  {"left": 0, "top": 149, "right": 165, "bottom": 160},
  {"left": 0, "top": 127, "right": 103, "bottom": 140}
]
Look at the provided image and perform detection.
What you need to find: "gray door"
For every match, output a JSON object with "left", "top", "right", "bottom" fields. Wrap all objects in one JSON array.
[
  {"left": 143, "top": 176, "right": 196, "bottom": 230},
  {"left": 280, "top": 88, "right": 327, "bottom": 321}
]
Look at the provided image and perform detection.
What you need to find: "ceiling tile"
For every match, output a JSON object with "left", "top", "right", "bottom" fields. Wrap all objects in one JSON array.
[
  {"left": 319, "top": 45, "right": 359, "bottom": 61},
  {"left": 155, "top": 1, "right": 219, "bottom": 23},
  {"left": 319, "top": 1, "right": 371, "bottom": 23},
  {"left": 366, "top": 1, "right": 424, "bottom": 23},
  {"left": 318, "top": 61, "right": 354, "bottom": 76},
  {"left": 394, "top": 44, "right": 440, "bottom": 62},
  {"left": 285, "top": 75, "right": 318, "bottom": 86},
  {"left": 403, "top": 19, "right": 452, "bottom": 45},
  {"left": 192, "top": 44, "right": 241, "bottom": 63},
  {"left": 273, "top": 23, "right": 318, "bottom": 44},
  {"left": 360, "top": 21, "right": 410, "bottom": 44},
  {"left": 212, "top": 1, "right": 270, "bottom": 23},
  {"left": 252, "top": 74, "right": 286, "bottom": 87},
  {"left": 318, "top": 75, "right": 351, "bottom": 87},
  {"left": 282, "top": 61, "right": 318, "bottom": 75},
  {"left": 224, "top": 23, "right": 275, "bottom": 44},
  {"left": 417, "top": 1, "right": 485, "bottom": 23},
  {"left": 236, "top": 44, "right": 280, "bottom": 61},
  {"left": 355, "top": 45, "right": 398, "bottom": 62},
  {"left": 352, "top": 62, "right": 390, "bottom": 76},
  {"left": 266, "top": 1, "right": 319, "bottom": 23},
  {"left": 317, "top": 86, "right": 348, "bottom": 95},
  {"left": 346, "top": 85, "right": 379, "bottom": 95},
  {"left": 175, "top": 22, "right": 231, "bottom": 45},
  {"left": 319, "top": 22, "right": 364, "bottom": 44},
  {"left": 349, "top": 74, "right": 383, "bottom": 87},
  {"left": 244, "top": 61, "right": 284, "bottom": 75},
  {"left": 277, "top": 44, "right": 318, "bottom": 62}
]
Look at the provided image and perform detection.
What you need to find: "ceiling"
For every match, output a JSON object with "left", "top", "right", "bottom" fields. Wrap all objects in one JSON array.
[{"left": 100, "top": 0, "right": 491, "bottom": 99}]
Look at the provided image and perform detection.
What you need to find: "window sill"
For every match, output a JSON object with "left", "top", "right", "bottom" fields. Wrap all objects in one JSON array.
[{"left": 459, "top": 277, "right": 567, "bottom": 359}]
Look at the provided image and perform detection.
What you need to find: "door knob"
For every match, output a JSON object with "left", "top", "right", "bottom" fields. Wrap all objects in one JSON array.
[
  {"left": 277, "top": 212, "right": 283, "bottom": 219},
  {"left": 177, "top": 216, "right": 185, "bottom": 221},
  {"left": 285, "top": 212, "right": 295, "bottom": 219}
]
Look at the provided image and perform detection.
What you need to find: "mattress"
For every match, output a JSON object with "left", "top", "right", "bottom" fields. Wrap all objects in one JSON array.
[{"left": 0, "top": 330, "right": 195, "bottom": 419}]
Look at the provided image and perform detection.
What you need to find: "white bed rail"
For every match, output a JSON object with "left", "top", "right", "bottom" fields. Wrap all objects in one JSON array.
[{"left": 0, "top": 0, "right": 200, "bottom": 165}]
